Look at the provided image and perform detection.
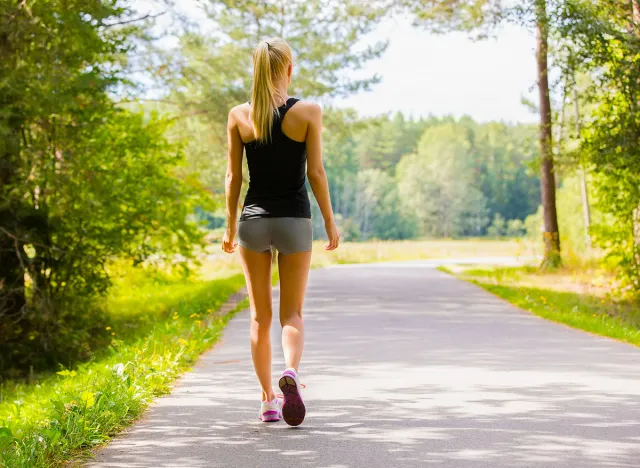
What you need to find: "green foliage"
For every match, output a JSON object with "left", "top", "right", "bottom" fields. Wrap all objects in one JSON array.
[
  {"left": 397, "top": 123, "right": 484, "bottom": 237},
  {"left": 487, "top": 214, "right": 505, "bottom": 238},
  {"left": 207, "top": 0, "right": 390, "bottom": 98},
  {"left": 555, "top": 0, "right": 640, "bottom": 293},
  {"left": 526, "top": 175, "right": 609, "bottom": 263},
  {"left": 396, "top": 121, "right": 539, "bottom": 238},
  {"left": 405, "top": 1, "right": 640, "bottom": 290},
  {"left": 0, "top": 1, "right": 210, "bottom": 376},
  {"left": 354, "top": 113, "right": 427, "bottom": 170},
  {"left": 506, "top": 219, "right": 526, "bottom": 238},
  {"left": 318, "top": 111, "right": 540, "bottom": 241},
  {"left": 356, "top": 169, "right": 418, "bottom": 240},
  {"left": 472, "top": 123, "right": 541, "bottom": 221},
  {"left": 401, "top": 0, "right": 508, "bottom": 36}
]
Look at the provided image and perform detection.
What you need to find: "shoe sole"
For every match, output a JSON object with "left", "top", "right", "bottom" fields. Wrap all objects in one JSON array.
[
  {"left": 279, "top": 375, "right": 305, "bottom": 427},
  {"left": 259, "top": 415, "right": 280, "bottom": 422}
]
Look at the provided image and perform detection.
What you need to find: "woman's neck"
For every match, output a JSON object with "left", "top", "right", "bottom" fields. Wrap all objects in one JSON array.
[{"left": 273, "top": 81, "right": 289, "bottom": 105}]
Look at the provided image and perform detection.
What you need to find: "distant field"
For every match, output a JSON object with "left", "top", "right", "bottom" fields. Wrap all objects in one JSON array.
[{"left": 199, "top": 238, "right": 536, "bottom": 279}]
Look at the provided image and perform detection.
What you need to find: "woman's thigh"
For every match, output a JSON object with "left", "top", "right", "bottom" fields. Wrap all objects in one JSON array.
[{"left": 239, "top": 246, "right": 273, "bottom": 322}]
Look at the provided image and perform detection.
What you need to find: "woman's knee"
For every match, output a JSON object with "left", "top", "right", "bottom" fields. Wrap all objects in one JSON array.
[
  {"left": 279, "top": 308, "right": 302, "bottom": 327},
  {"left": 251, "top": 309, "right": 273, "bottom": 330}
]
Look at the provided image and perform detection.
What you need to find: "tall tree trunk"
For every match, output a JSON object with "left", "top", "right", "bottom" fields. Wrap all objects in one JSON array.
[{"left": 536, "top": 0, "right": 562, "bottom": 268}]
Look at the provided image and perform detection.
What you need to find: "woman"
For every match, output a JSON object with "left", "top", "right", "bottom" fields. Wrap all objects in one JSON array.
[{"left": 222, "top": 37, "right": 340, "bottom": 427}]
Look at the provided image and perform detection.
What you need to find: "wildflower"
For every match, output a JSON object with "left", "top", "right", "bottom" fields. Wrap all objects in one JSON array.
[{"left": 105, "top": 326, "right": 111, "bottom": 331}]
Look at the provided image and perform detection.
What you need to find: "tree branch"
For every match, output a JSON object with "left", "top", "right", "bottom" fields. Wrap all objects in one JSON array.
[
  {"left": 101, "top": 11, "right": 166, "bottom": 28},
  {"left": 0, "top": 227, "right": 64, "bottom": 252}
]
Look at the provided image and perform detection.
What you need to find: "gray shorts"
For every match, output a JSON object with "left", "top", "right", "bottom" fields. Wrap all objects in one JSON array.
[{"left": 238, "top": 217, "right": 312, "bottom": 254}]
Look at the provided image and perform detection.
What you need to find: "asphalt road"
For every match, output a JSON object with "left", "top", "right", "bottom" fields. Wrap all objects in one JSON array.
[{"left": 89, "top": 263, "right": 640, "bottom": 468}]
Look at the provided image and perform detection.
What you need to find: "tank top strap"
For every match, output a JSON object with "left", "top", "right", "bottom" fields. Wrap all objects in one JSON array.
[{"left": 278, "top": 97, "right": 299, "bottom": 119}]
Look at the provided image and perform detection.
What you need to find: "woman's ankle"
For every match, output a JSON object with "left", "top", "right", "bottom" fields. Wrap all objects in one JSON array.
[{"left": 262, "top": 390, "right": 276, "bottom": 402}]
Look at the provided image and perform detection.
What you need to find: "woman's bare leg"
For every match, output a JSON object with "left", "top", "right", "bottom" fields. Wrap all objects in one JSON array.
[
  {"left": 277, "top": 250, "right": 312, "bottom": 371},
  {"left": 239, "top": 246, "right": 275, "bottom": 402}
]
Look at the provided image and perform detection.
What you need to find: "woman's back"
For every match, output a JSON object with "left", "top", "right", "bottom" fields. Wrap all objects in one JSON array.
[{"left": 233, "top": 98, "right": 314, "bottom": 221}]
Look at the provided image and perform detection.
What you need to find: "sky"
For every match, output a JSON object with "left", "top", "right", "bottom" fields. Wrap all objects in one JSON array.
[
  {"left": 338, "top": 15, "right": 539, "bottom": 124},
  {"left": 144, "top": 1, "right": 540, "bottom": 124}
]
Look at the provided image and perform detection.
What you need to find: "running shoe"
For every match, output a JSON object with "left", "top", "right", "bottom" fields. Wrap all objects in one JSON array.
[
  {"left": 278, "top": 368, "right": 306, "bottom": 426},
  {"left": 258, "top": 397, "right": 282, "bottom": 422}
]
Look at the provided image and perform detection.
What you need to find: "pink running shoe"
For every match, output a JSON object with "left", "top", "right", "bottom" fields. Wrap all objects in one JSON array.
[
  {"left": 258, "top": 398, "right": 282, "bottom": 422},
  {"left": 279, "top": 368, "right": 306, "bottom": 426}
]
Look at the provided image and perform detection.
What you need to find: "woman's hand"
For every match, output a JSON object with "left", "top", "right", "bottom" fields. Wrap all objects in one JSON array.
[
  {"left": 222, "top": 225, "right": 238, "bottom": 254},
  {"left": 324, "top": 219, "right": 340, "bottom": 251}
]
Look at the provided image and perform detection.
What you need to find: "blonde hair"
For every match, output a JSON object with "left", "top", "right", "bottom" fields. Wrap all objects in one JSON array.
[{"left": 250, "top": 37, "right": 292, "bottom": 143}]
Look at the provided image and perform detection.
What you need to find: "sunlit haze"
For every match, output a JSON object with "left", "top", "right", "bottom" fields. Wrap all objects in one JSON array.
[{"left": 339, "top": 16, "right": 539, "bottom": 123}]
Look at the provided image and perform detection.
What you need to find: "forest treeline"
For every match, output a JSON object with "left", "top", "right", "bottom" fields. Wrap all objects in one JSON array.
[
  {"left": 302, "top": 113, "right": 540, "bottom": 242},
  {"left": 1, "top": 0, "right": 639, "bottom": 376}
]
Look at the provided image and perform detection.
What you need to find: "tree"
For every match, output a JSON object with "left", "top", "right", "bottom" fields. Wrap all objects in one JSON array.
[
  {"left": 0, "top": 1, "right": 208, "bottom": 373},
  {"left": 534, "top": 0, "right": 561, "bottom": 268},
  {"left": 403, "top": 0, "right": 563, "bottom": 267},
  {"left": 471, "top": 122, "right": 541, "bottom": 222},
  {"left": 353, "top": 113, "right": 428, "bottom": 171},
  {"left": 556, "top": 0, "right": 640, "bottom": 292},
  {"left": 396, "top": 123, "right": 490, "bottom": 237},
  {"left": 355, "top": 169, "right": 417, "bottom": 239}
]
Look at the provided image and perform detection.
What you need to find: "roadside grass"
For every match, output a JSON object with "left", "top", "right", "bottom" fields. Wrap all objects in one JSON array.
[
  {"left": 445, "top": 265, "right": 640, "bottom": 347},
  {"left": 0, "top": 273, "right": 246, "bottom": 468}
]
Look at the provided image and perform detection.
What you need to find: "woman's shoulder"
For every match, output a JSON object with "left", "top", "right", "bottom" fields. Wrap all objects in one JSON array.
[
  {"left": 290, "top": 99, "right": 321, "bottom": 122},
  {"left": 292, "top": 99, "right": 321, "bottom": 113},
  {"left": 229, "top": 102, "right": 251, "bottom": 118}
]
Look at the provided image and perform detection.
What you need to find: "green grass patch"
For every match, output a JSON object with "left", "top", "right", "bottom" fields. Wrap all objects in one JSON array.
[
  {"left": 446, "top": 266, "right": 640, "bottom": 347},
  {"left": 0, "top": 274, "right": 246, "bottom": 468}
]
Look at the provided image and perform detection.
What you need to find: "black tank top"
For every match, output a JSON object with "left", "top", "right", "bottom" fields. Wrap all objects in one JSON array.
[{"left": 240, "top": 97, "right": 311, "bottom": 221}]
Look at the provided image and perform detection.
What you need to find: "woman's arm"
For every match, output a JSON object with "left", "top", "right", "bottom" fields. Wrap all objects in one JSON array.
[
  {"left": 305, "top": 103, "right": 340, "bottom": 250},
  {"left": 222, "top": 108, "right": 244, "bottom": 253}
]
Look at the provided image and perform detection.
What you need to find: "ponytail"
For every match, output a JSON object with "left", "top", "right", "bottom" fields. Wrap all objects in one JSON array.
[{"left": 250, "top": 38, "right": 292, "bottom": 143}]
